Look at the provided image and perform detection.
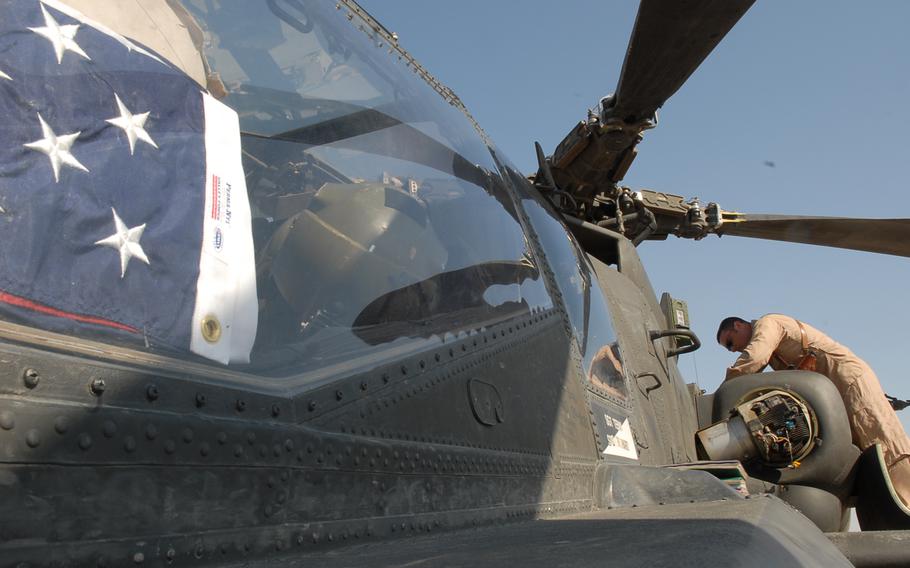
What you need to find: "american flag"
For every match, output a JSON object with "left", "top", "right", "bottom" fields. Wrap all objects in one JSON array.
[{"left": 0, "top": 0, "right": 258, "bottom": 364}]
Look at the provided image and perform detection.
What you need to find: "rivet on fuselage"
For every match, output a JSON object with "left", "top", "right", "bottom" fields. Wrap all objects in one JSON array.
[
  {"left": 22, "top": 368, "right": 39, "bottom": 389},
  {"left": 0, "top": 412, "right": 15, "bottom": 431},
  {"left": 90, "top": 377, "right": 106, "bottom": 396},
  {"left": 103, "top": 421, "right": 117, "bottom": 438},
  {"left": 25, "top": 429, "right": 40, "bottom": 448}
]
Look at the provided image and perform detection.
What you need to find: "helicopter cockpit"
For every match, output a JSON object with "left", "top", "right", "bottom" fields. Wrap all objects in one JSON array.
[
  {"left": 1, "top": 0, "right": 610, "bottom": 384},
  {"left": 160, "top": 1, "right": 565, "bottom": 379}
]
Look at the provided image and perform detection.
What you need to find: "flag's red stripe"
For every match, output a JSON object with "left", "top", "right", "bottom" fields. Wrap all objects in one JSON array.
[{"left": 0, "top": 290, "right": 138, "bottom": 333}]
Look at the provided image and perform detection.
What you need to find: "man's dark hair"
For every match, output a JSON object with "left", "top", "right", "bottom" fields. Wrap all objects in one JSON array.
[{"left": 716, "top": 316, "right": 749, "bottom": 343}]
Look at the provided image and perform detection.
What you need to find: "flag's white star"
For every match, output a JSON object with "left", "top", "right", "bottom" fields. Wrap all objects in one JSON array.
[
  {"left": 0, "top": 69, "right": 10, "bottom": 81},
  {"left": 42, "top": 0, "right": 164, "bottom": 65},
  {"left": 106, "top": 94, "right": 158, "bottom": 155},
  {"left": 95, "top": 208, "right": 150, "bottom": 278},
  {"left": 23, "top": 113, "right": 89, "bottom": 183},
  {"left": 29, "top": 3, "right": 90, "bottom": 64}
]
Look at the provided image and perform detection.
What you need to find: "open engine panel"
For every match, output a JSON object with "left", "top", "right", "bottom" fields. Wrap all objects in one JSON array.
[{"left": 697, "top": 389, "right": 817, "bottom": 467}]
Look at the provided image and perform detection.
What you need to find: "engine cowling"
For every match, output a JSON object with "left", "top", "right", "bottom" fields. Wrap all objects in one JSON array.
[{"left": 698, "top": 371, "right": 860, "bottom": 532}]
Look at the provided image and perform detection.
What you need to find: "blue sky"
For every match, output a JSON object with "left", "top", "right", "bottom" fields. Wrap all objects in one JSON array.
[{"left": 360, "top": 1, "right": 910, "bottom": 433}]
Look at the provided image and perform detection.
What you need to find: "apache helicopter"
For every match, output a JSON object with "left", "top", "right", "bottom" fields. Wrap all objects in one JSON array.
[{"left": 1, "top": 0, "right": 909, "bottom": 567}]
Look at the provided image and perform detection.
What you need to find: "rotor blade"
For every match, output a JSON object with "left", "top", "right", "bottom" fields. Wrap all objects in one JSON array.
[
  {"left": 611, "top": 0, "right": 754, "bottom": 122},
  {"left": 717, "top": 215, "right": 910, "bottom": 257}
]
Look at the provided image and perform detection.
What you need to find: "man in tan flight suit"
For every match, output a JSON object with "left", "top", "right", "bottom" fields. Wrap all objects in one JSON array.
[{"left": 716, "top": 314, "right": 910, "bottom": 508}]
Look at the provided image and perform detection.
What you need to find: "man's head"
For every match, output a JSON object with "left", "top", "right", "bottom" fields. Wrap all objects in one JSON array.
[{"left": 716, "top": 316, "right": 753, "bottom": 353}]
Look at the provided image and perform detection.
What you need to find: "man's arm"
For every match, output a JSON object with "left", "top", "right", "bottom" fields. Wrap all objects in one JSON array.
[{"left": 725, "top": 317, "right": 785, "bottom": 380}]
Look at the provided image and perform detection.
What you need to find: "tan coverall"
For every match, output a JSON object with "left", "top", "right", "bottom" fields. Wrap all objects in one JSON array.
[{"left": 725, "top": 314, "right": 910, "bottom": 507}]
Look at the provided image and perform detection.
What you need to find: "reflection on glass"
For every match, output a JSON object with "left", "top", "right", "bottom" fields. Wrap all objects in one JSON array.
[
  {"left": 582, "top": 266, "right": 629, "bottom": 401},
  {"left": 181, "top": 2, "right": 556, "bottom": 376},
  {"left": 183, "top": 0, "right": 497, "bottom": 170},
  {"left": 246, "top": 146, "right": 551, "bottom": 375},
  {"left": 589, "top": 343, "right": 627, "bottom": 401},
  {"left": 519, "top": 192, "right": 628, "bottom": 400},
  {"left": 522, "top": 199, "right": 589, "bottom": 350}
]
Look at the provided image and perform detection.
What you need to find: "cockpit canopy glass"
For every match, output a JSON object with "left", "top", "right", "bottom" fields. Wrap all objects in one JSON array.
[{"left": 0, "top": 0, "right": 553, "bottom": 381}]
